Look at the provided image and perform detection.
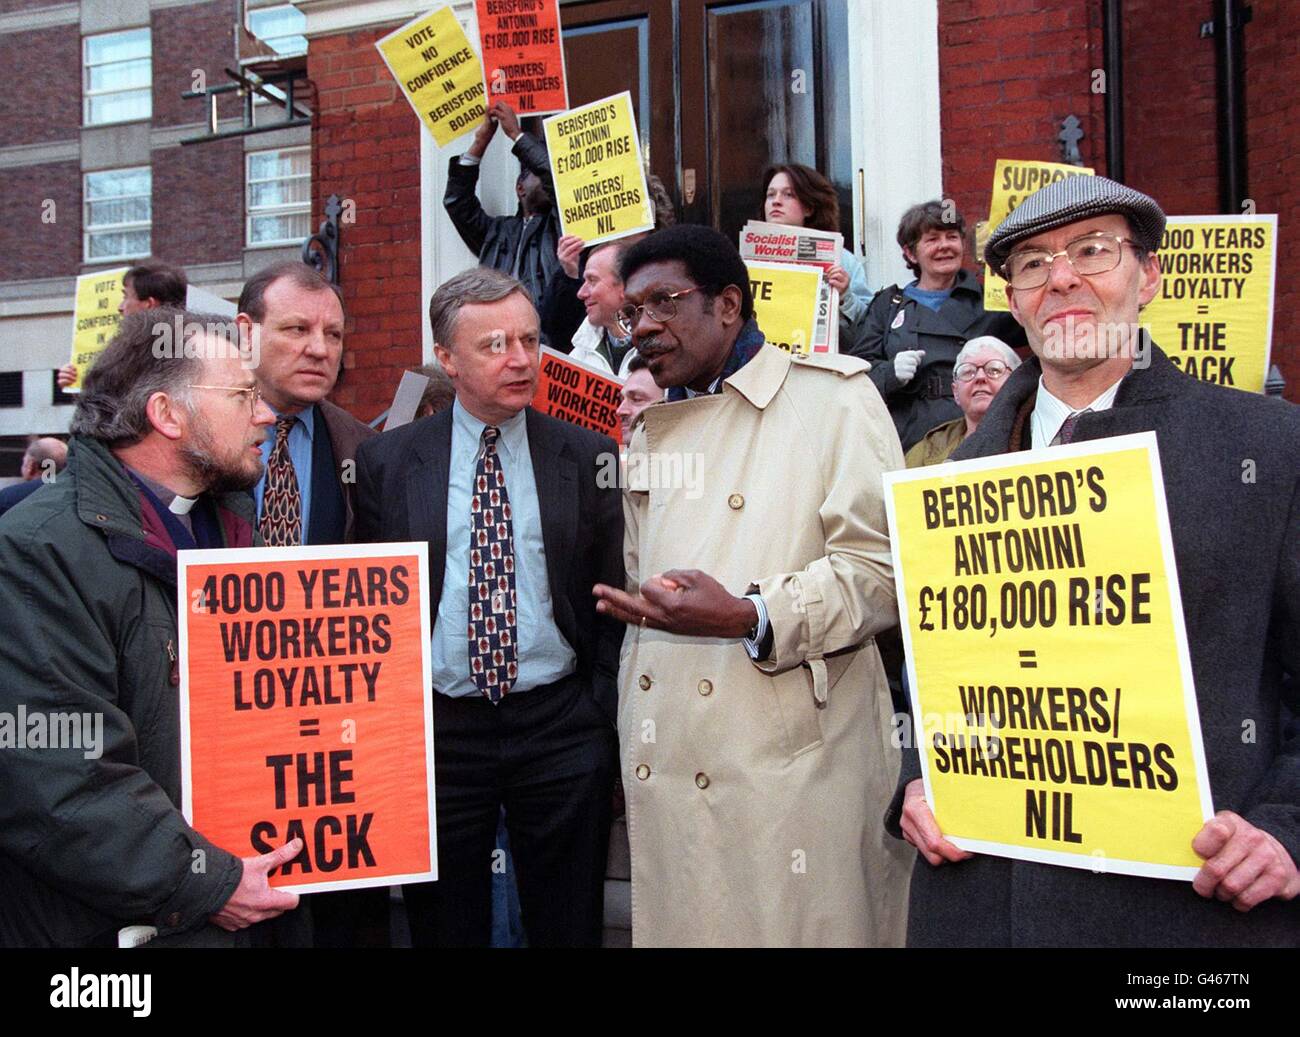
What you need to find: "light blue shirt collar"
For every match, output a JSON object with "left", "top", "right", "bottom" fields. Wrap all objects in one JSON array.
[{"left": 452, "top": 399, "right": 527, "bottom": 463}]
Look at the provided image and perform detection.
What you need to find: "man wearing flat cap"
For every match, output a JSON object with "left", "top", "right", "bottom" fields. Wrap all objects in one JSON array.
[{"left": 888, "top": 175, "right": 1299, "bottom": 947}]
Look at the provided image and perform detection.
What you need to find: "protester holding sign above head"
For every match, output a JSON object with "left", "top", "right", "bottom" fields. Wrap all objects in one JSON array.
[
  {"left": 889, "top": 175, "right": 1300, "bottom": 947},
  {"left": 355, "top": 266, "right": 622, "bottom": 947},
  {"left": 845, "top": 201, "right": 1025, "bottom": 452},
  {"left": 904, "top": 335, "right": 1020, "bottom": 468},
  {"left": 0, "top": 310, "right": 312, "bottom": 948},
  {"left": 444, "top": 99, "right": 561, "bottom": 310},
  {"left": 760, "top": 163, "right": 871, "bottom": 328},
  {"left": 58, "top": 259, "right": 189, "bottom": 389}
]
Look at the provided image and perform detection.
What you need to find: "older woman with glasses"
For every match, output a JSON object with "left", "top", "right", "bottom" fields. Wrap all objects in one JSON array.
[{"left": 904, "top": 336, "right": 1021, "bottom": 467}]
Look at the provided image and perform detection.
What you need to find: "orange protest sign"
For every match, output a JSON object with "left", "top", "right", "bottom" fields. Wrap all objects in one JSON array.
[
  {"left": 179, "top": 544, "right": 436, "bottom": 893},
  {"left": 533, "top": 345, "right": 623, "bottom": 444},
  {"left": 475, "top": 0, "right": 568, "bottom": 116}
]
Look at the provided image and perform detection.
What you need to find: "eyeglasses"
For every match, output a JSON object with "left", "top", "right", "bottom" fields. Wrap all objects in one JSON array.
[
  {"left": 953, "top": 360, "right": 1010, "bottom": 382},
  {"left": 1003, "top": 232, "right": 1138, "bottom": 290},
  {"left": 616, "top": 287, "right": 701, "bottom": 337},
  {"left": 189, "top": 383, "right": 263, "bottom": 414}
]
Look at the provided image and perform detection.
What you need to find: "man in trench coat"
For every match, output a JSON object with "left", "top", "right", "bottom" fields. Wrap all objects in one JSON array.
[
  {"left": 594, "top": 225, "right": 913, "bottom": 946},
  {"left": 891, "top": 175, "right": 1299, "bottom": 946}
]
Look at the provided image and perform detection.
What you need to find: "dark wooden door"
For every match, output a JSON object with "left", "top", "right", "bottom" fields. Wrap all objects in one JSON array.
[{"left": 557, "top": 0, "right": 851, "bottom": 236}]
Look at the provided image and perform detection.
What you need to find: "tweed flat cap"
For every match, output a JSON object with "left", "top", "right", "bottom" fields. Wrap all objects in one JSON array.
[{"left": 985, "top": 174, "right": 1167, "bottom": 277}]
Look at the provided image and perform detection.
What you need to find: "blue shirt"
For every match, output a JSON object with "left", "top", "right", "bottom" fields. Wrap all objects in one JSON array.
[
  {"left": 253, "top": 404, "right": 315, "bottom": 544},
  {"left": 430, "top": 400, "right": 576, "bottom": 698},
  {"left": 903, "top": 281, "right": 953, "bottom": 312}
]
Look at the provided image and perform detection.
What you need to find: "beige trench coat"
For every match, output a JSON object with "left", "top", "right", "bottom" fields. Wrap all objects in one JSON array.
[{"left": 618, "top": 343, "right": 914, "bottom": 947}]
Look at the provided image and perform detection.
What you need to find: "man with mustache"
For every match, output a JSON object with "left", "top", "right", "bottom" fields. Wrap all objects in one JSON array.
[
  {"left": 593, "top": 224, "right": 912, "bottom": 946},
  {"left": 0, "top": 310, "right": 306, "bottom": 947},
  {"left": 891, "top": 175, "right": 1299, "bottom": 946}
]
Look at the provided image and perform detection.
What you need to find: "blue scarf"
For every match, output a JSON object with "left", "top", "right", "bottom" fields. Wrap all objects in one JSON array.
[{"left": 665, "top": 318, "right": 766, "bottom": 403}]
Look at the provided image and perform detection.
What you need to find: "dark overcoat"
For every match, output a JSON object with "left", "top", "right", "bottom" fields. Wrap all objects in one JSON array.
[{"left": 886, "top": 344, "right": 1300, "bottom": 947}]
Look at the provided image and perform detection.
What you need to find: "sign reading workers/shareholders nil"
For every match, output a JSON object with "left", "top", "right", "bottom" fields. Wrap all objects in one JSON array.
[
  {"left": 543, "top": 91, "right": 653, "bottom": 245},
  {"left": 533, "top": 346, "right": 623, "bottom": 443},
  {"left": 745, "top": 260, "right": 823, "bottom": 357},
  {"left": 1141, "top": 214, "right": 1277, "bottom": 394},
  {"left": 983, "top": 159, "right": 1094, "bottom": 313},
  {"left": 179, "top": 544, "right": 437, "bottom": 894},
  {"left": 376, "top": 5, "right": 487, "bottom": 147},
  {"left": 67, "top": 267, "right": 127, "bottom": 392},
  {"left": 884, "top": 434, "right": 1212, "bottom": 880},
  {"left": 474, "top": 0, "right": 568, "bottom": 116}
]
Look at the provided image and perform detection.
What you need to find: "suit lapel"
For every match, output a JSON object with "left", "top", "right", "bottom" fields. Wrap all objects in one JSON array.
[
  {"left": 525, "top": 408, "right": 576, "bottom": 609},
  {"left": 408, "top": 410, "right": 453, "bottom": 616}
]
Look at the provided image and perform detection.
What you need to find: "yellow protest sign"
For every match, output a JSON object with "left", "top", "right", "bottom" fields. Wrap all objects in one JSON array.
[
  {"left": 543, "top": 92, "right": 652, "bottom": 245},
  {"left": 885, "top": 433, "right": 1212, "bottom": 880},
  {"left": 983, "top": 159, "right": 1094, "bottom": 312},
  {"left": 376, "top": 6, "right": 487, "bottom": 147},
  {"left": 68, "top": 267, "right": 127, "bottom": 392},
  {"left": 745, "top": 260, "right": 823, "bottom": 356},
  {"left": 1142, "top": 214, "right": 1276, "bottom": 394}
]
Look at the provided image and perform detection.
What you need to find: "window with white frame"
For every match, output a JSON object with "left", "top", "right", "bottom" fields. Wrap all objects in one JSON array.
[
  {"left": 246, "top": 148, "right": 311, "bottom": 247},
  {"left": 84, "top": 167, "right": 152, "bottom": 262},
  {"left": 247, "top": 4, "right": 308, "bottom": 57},
  {"left": 83, "top": 28, "right": 151, "bottom": 125}
]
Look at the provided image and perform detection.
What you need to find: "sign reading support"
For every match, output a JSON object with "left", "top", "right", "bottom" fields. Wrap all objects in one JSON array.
[
  {"left": 179, "top": 544, "right": 437, "bottom": 893},
  {"left": 475, "top": 0, "right": 568, "bottom": 116},
  {"left": 377, "top": 5, "right": 487, "bottom": 147},
  {"left": 67, "top": 268, "right": 127, "bottom": 392},
  {"left": 543, "top": 91, "right": 653, "bottom": 245},
  {"left": 1142, "top": 214, "right": 1277, "bottom": 394},
  {"left": 532, "top": 346, "right": 623, "bottom": 443},
  {"left": 983, "top": 158, "right": 1094, "bottom": 313},
  {"left": 884, "top": 434, "right": 1212, "bottom": 880},
  {"left": 745, "top": 260, "right": 824, "bottom": 357}
]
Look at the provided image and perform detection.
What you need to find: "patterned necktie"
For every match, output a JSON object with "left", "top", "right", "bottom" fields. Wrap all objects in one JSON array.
[
  {"left": 259, "top": 416, "right": 302, "bottom": 546},
  {"left": 1052, "top": 407, "right": 1091, "bottom": 446},
  {"left": 468, "top": 426, "right": 518, "bottom": 704}
]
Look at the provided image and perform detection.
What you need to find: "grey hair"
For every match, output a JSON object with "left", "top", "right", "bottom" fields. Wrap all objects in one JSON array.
[
  {"left": 954, "top": 335, "right": 1021, "bottom": 372},
  {"left": 70, "top": 308, "right": 231, "bottom": 444},
  {"left": 428, "top": 267, "right": 532, "bottom": 350}
]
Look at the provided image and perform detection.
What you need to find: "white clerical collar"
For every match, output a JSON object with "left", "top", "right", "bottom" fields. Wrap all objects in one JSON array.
[
  {"left": 1031, "top": 376, "right": 1123, "bottom": 449},
  {"left": 170, "top": 495, "right": 196, "bottom": 515}
]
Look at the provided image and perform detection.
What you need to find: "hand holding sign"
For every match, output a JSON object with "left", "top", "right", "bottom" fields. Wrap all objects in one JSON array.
[
  {"left": 490, "top": 99, "right": 521, "bottom": 140},
  {"left": 556, "top": 234, "right": 584, "bottom": 278},
  {"left": 901, "top": 778, "right": 974, "bottom": 867},
  {"left": 825, "top": 263, "right": 850, "bottom": 294},
  {"left": 1191, "top": 811, "right": 1300, "bottom": 912},
  {"left": 593, "top": 569, "right": 758, "bottom": 639},
  {"left": 209, "top": 838, "right": 303, "bottom": 931}
]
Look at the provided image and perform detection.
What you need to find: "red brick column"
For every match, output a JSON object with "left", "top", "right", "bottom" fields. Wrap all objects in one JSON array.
[{"left": 310, "top": 29, "right": 425, "bottom": 420}]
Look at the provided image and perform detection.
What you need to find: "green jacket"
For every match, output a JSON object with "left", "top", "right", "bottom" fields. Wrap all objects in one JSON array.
[{"left": 0, "top": 435, "right": 257, "bottom": 947}]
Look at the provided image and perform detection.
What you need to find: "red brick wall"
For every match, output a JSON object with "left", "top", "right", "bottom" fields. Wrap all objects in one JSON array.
[
  {"left": 309, "top": 27, "right": 423, "bottom": 422},
  {"left": 0, "top": 161, "right": 82, "bottom": 280},
  {"left": 1120, "top": 1, "right": 1219, "bottom": 214},
  {"left": 152, "top": 1, "right": 240, "bottom": 128},
  {"left": 0, "top": 24, "right": 80, "bottom": 147},
  {"left": 1244, "top": 0, "right": 1299, "bottom": 397},
  {"left": 151, "top": 137, "right": 244, "bottom": 265},
  {"left": 938, "top": 0, "right": 1108, "bottom": 243}
]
